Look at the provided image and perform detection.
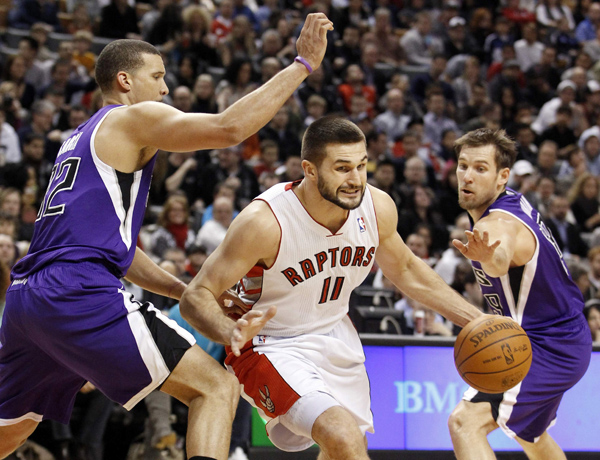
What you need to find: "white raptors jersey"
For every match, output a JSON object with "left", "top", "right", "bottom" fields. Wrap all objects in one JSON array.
[{"left": 236, "top": 181, "right": 379, "bottom": 336}]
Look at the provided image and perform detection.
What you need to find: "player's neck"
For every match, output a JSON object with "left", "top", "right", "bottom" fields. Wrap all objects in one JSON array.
[{"left": 294, "top": 181, "right": 349, "bottom": 233}]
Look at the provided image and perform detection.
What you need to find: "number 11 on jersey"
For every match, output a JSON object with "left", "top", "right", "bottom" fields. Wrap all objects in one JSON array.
[{"left": 319, "top": 276, "right": 345, "bottom": 304}]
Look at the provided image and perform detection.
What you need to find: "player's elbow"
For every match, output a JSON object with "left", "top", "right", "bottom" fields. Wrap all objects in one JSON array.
[{"left": 179, "top": 291, "right": 195, "bottom": 323}]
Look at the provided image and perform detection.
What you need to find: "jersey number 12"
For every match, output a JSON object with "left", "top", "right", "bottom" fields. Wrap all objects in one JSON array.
[{"left": 36, "top": 157, "right": 81, "bottom": 221}]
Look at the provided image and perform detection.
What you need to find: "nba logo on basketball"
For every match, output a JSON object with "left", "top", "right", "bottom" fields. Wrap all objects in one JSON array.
[{"left": 357, "top": 217, "right": 366, "bottom": 233}]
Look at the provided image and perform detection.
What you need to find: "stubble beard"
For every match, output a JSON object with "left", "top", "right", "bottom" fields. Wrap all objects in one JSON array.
[{"left": 317, "top": 176, "right": 365, "bottom": 210}]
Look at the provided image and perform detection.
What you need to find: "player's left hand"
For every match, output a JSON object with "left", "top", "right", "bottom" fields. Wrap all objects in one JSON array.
[
  {"left": 453, "top": 228, "right": 500, "bottom": 263},
  {"left": 230, "top": 306, "right": 277, "bottom": 357}
]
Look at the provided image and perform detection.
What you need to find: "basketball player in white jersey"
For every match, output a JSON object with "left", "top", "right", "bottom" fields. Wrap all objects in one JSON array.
[{"left": 180, "top": 117, "right": 483, "bottom": 459}]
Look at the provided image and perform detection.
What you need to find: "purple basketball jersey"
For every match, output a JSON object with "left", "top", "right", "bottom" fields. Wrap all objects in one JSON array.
[
  {"left": 13, "top": 105, "right": 156, "bottom": 279},
  {"left": 471, "top": 188, "right": 586, "bottom": 331},
  {"left": 466, "top": 188, "right": 591, "bottom": 442}
]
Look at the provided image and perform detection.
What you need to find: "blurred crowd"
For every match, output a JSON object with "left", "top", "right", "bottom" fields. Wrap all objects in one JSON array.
[{"left": 2, "top": 0, "right": 600, "bottom": 457}]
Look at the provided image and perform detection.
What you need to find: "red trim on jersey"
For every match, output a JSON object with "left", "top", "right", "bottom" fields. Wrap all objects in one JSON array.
[
  {"left": 225, "top": 344, "right": 301, "bottom": 418},
  {"left": 367, "top": 186, "right": 380, "bottom": 246},
  {"left": 253, "top": 199, "right": 282, "bottom": 271},
  {"left": 290, "top": 184, "right": 350, "bottom": 236}
]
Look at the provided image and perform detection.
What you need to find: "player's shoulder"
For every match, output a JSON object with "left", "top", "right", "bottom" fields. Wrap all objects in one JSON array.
[
  {"left": 230, "top": 198, "right": 281, "bottom": 242},
  {"left": 367, "top": 184, "right": 398, "bottom": 235}
]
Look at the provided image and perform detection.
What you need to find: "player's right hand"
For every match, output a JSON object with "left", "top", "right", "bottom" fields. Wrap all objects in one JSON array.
[
  {"left": 230, "top": 306, "right": 277, "bottom": 357},
  {"left": 295, "top": 13, "right": 334, "bottom": 73},
  {"left": 453, "top": 228, "right": 501, "bottom": 263}
]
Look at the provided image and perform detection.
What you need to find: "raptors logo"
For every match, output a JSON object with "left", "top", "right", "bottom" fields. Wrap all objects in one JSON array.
[{"left": 259, "top": 385, "right": 275, "bottom": 413}]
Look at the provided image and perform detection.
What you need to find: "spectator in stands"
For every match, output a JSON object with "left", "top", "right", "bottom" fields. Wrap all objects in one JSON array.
[
  {"left": 297, "top": 64, "right": 342, "bottom": 115},
  {"left": 184, "top": 244, "right": 208, "bottom": 279},
  {"left": 484, "top": 16, "right": 515, "bottom": 64},
  {"left": 536, "top": 139, "right": 561, "bottom": 177},
  {"left": 581, "top": 80, "right": 600, "bottom": 127},
  {"left": 218, "top": 15, "right": 257, "bottom": 68},
  {"left": 179, "top": 5, "right": 221, "bottom": 71},
  {"left": 211, "top": 0, "right": 234, "bottom": 44},
  {"left": 587, "top": 247, "right": 600, "bottom": 298},
  {"left": 536, "top": 0, "right": 575, "bottom": 30},
  {"left": 17, "top": 99, "right": 55, "bottom": 158},
  {"left": 575, "top": 2, "right": 600, "bottom": 43},
  {"left": 444, "top": 16, "right": 477, "bottom": 59},
  {"left": 253, "top": 139, "right": 280, "bottom": 179},
  {"left": 579, "top": 126, "right": 600, "bottom": 175},
  {"left": 365, "top": 7, "right": 405, "bottom": 66},
  {"left": 400, "top": 11, "right": 443, "bottom": 68},
  {"left": 514, "top": 23, "right": 544, "bottom": 72},
  {"left": 568, "top": 172, "right": 600, "bottom": 232},
  {"left": 540, "top": 105, "right": 577, "bottom": 152},
  {"left": 398, "top": 184, "right": 448, "bottom": 254},
  {"left": 423, "top": 91, "right": 460, "bottom": 153},
  {"left": 546, "top": 194, "right": 589, "bottom": 258},
  {"left": 196, "top": 195, "right": 234, "bottom": 254},
  {"left": 303, "top": 94, "right": 327, "bottom": 128},
  {"left": 502, "top": 0, "right": 536, "bottom": 26},
  {"left": 583, "top": 299, "right": 600, "bottom": 341},
  {"left": 258, "top": 106, "right": 302, "bottom": 161},
  {"left": 3, "top": 55, "right": 36, "bottom": 112},
  {"left": 98, "top": 0, "right": 140, "bottom": 39},
  {"left": 531, "top": 79, "right": 578, "bottom": 134},
  {"left": 435, "top": 228, "right": 467, "bottom": 285},
  {"left": 276, "top": 154, "right": 303, "bottom": 183},
  {"left": 468, "top": 7, "right": 494, "bottom": 55},
  {"left": 148, "top": 194, "right": 195, "bottom": 260},
  {"left": 0, "top": 109, "right": 22, "bottom": 165},
  {"left": 200, "top": 181, "right": 240, "bottom": 227},
  {"left": 200, "top": 145, "right": 260, "bottom": 209},
  {"left": 259, "top": 57, "right": 282, "bottom": 86},
  {"left": 216, "top": 58, "right": 258, "bottom": 112},
  {"left": 330, "top": 24, "right": 362, "bottom": 75},
  {"left": 373, "top": 88, "right": 411, "bottom": 144},
  {"left": 9, "top": 0, "right": 59, "bottom": 30},
  {"left": 171, "top": 86, "right": 194, "bottom": 113},
  {"left": 410, "top": 54, "right": 456, "bottom": 106},
  {"left": 146, "top": 1, "right": 183, "bottom": 54},
  {"left": 0, "top": 233, "right": 17, "bottom": 269},
  {"left": 191, "top": 74, "right": 219, "bottom": 114},
  {"left": 337, "top": 64, "right": 377, "bottom": 117}
]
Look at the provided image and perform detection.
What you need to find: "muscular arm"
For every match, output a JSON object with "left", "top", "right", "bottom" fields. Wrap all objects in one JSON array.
[
  {"left": 180, "top": 200, "right": 280, "bottom": 345},
  {"left": 124, "top": 247, "right": 186, "bottom": 300},
  {"left": 95, "top": 14, "right": 333, "bottom": 172},
  {"left": 453, "top": 213, "right": 533, "bottom": 278},
  {"left": 371, "top": 186, "right": 482, "bottom": 327}
]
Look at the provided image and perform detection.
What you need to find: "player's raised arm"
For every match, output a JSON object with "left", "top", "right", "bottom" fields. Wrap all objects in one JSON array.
[
  {"left": 370, "top": 186, "right": 482, "bottom": 327},
  {"left": 179, "top": 200, "right": 280, "bottom": 353},
  {"left": 120, "top": 14, "right": 331, "bottom": 156}
]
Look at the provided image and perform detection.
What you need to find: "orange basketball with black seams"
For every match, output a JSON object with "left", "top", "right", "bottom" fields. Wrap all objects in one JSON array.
[{"left": 454, "top": 314, "right": 532, "bottom": 394}]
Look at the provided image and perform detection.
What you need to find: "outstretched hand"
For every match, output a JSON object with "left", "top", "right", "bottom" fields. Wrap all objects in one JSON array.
[
  {"left": 230, "top": 306, "right": 277, "bottom": 357},
  {"left": 295, "top": 13, "right": 334, "bottom": 72},
  {"left": 453, "top": 228, "right": 500, "bottom": 263}
]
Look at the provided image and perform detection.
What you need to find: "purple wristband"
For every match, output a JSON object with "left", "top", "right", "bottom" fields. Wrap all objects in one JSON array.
[{"left": 294, "top": 56, "right": 313, "bottom": 74}]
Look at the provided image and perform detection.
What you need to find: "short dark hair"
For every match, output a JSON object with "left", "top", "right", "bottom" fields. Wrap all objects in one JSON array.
[
  {"left": 301, "top": 116, "right": 365, "bottom": 166},
  {"left": 454, "top": 128, "right": 517, "bottom": 171},
  {"left": 19, "top": 37, "right": 39, "bottom": 52},
  {"left": 95, "top": 39, "right": 161, "bottom": 93},
  {"left": 23, "top": 132, "right": 45, "bottom": 145}
]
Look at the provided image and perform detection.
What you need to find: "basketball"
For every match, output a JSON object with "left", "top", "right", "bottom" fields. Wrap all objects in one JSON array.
[{"left": 454, "top": 314, "right": 532, "bottom": 394}]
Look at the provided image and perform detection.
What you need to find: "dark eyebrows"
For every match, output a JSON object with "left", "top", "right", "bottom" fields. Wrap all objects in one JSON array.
[{"left": 333, "top": 155, "right": 368, "bottom": 165}]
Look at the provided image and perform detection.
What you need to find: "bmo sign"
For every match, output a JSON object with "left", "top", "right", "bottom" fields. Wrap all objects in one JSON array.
[{"left": 364, "top": 344, "right": 600, "bottom": 451}]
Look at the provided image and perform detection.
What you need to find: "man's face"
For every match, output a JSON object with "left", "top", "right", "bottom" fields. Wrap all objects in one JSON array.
[
  {"left": 173, "top": 87, "right": 193, "bottom": 112},
  {"left": 129, "top": 54, "right": 169, "bottom": 103},
  {"left": 0, "top": 234, "right": 14, "bottom": 263},
  {"left": 69, "top": 109, "right": 87, "bottom": 129},
  {"left": 403, "top": 158, "right": 426, "bottom": 185},
  {"left": 315, "top": 142, "right": 368, "bottom": 210},
  {"left": 406, "top": 234, "right": 427, "bottom": 258},
  {"left": 551, "top": 197, "right": 569, "bottom": 221},
  {"left": 34, "top": 109, "right": 54, "bottom": 132},
  {"left": 374, "top": 164, "right": 395, "bottom": 188},
  {"left": 24, "top": 139, "right": 45, "bottom": 161},
  {"left": 592, "top": 254, "right": 600, "bottom": 278},
  {"left": 427, "top": 95, "right": 445, "bottom": 116},
  {"left": 538, "top": 145, "right": 557, "bottom": 168},
  {"left": 387, "top": 90, "right": 404, "bottom": 114},
  {"left": 457, "top": 145, "right": 507, "bottom": 213}
]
